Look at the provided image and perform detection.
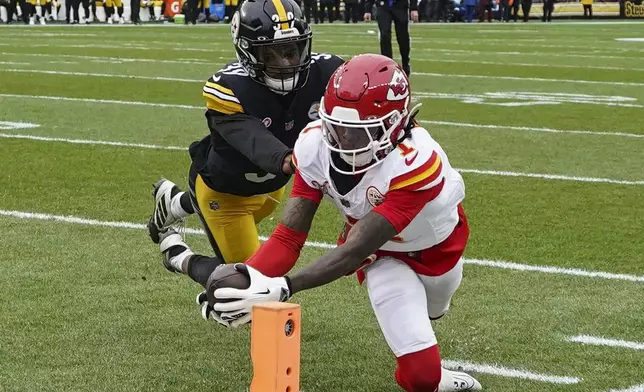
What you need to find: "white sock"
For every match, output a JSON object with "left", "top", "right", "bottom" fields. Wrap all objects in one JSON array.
[
  {"left": 439, "top": 368, "right": 456, "bottom": 391},
  {"left": 170, "top": 192, "right": 191, "bottom": 220},
  {"left": 171, "top": 249, "right": 193, "bottom": 273}
]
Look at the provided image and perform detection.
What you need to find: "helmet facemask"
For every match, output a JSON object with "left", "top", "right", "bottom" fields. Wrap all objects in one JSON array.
[
  {"left": 320, "top": 103, "right": 407, "bottom": 175},
  {"left": 235, "top": 26, "right": 312, "bottom": 94}
]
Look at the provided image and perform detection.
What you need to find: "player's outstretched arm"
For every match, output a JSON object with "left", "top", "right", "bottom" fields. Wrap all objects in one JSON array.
[
  {"left": 244, "top": 172, "right": 323, "bottom": 277},
  {"left": 279, "top": 195, "right": 319, "bottom": 233},
  {"left": 287, "top": 211, "right": 397, "bottom": 295}
]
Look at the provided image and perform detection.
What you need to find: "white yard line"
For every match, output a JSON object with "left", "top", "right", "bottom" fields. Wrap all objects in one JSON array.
[
  {"left": 1, "top": 131, "right": 642, "bottom": 185},
  {"left": 415, "top": 72, "right": 644, "bottom": 87},
  {"left": 607, "top": 384, "right": 644, "bottom": 392},
  {"left": 5, "top": 94, "right": 642, "bottom": 140},
  {"left": 0, "top": 68, "right": 202, "bottom": 82},
  {"left": 457, "top": 169, "right": 644, "bottom": 186},
  {"left": 442, "top": 360, "right": 581, "bottom": 384},
  {"left": 567, "top": 335, "right": 644, "bottom": 350},
  {"left": 468, "top": 260, "right": 644, "bottom": 283},
  {"left": 1, "top": 209, "right": 643, "bottom": 285},
  {"left": 0, "top": 93, "right": 203, "bottom": 109},
  {"left": 7, "top": 50, "right": 644, "bottom": 73},
  {"left": 420, "top": 120, "right": 644, "bottom": 139},
  {"left": 0, "top": 133, "right": 185, "bottom": 150},
  {"left": 3, "top": 66, "right": 644, "bottom": 88}
]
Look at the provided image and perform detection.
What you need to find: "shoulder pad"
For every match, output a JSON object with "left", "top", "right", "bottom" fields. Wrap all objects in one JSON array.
[
  {"left": 388, "top": 128, "right": 445, "bottom": 192},
  {"left": 292, "top": 120, "right": 324, "bottom": 170},
  {"left": 311, "top": 53, "right": 344, "bottom": 67},
  {"left": 202, "top": 63, "right": 247, "bottom": 114}
]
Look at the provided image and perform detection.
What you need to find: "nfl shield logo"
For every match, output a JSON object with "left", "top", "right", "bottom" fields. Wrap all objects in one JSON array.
[{"left": 209, "top": 200, "right": 220, "bottom": 211}]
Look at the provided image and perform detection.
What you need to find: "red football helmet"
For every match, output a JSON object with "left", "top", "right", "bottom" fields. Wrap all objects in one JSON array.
[{"left": 319, "top": 54, "right": 414, "bottom": 174}]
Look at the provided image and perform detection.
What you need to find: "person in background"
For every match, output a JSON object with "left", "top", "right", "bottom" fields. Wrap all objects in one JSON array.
[
  {"left": 130, "top": 0, "right": 140, "bottom": 23},
  {"left": 302, "top": 0, "right": 316, "bottom": 22},
  {"left": 582, "top": 0, "right": 591, "bottom": 18},
  {"left": 223, "top": 0, "right": 238, "bottom": 21},
  {"left": 478, "top": 0, "right": 492, "bottom": 21},
  {"left": 509, "top": 0, "right": 519, "bottom": 21},
  {"left": 318, "top": 0, "right": 334, "bottom": 22},
  {"left": 364, "top": 0, "right": 417, "bottom": 76},
  {"left": 184, "top": 0, "right": 198, "bottom": 23},
  {"left": 344, "top": 0, "right": 358, "bottom": 22},
  {"left": 105, "top": 0, "right": 124, "bottom": 23},
  {"left": 463, "top": 0, "right": 476, "bottom": 21},
  {"left": 521, "top": 0, "right": 530, "bottom": 20},
  {"left": 542, "top": 0, "right": 553, "bottom": 21}
]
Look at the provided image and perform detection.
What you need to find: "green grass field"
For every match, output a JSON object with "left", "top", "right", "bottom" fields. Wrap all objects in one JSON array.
[{"left": 1, "top": 22, "right": 643, "bottom": 392}]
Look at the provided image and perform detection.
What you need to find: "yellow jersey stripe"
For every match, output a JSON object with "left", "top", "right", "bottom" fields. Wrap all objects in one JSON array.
[
  {"left": 203, "top": 85, "right": 240, "bottom": 104},
  {"left": 272, "top": 0, "right": 290, "bottom": 30},
  {"left": 389, "top": 156, "right": 442, "bottom": 191},
  {"left": 205, "top": 81, "right": 235, "bottom": 97},
  {"left": 203, "top": 92, "right": 244, "bottom": 114}
]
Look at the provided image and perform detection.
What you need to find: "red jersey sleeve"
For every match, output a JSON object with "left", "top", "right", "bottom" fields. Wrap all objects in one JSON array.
[
  {"left": 290, "top": 170, "right": 324, "bottom": 204},
  {"left": 372, "top": 179, "right": 445, "bottom": 233}
]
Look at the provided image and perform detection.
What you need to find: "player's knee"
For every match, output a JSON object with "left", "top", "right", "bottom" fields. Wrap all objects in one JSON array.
[{"left": 396, "top": 346, "right": 442, "bottom": 392}]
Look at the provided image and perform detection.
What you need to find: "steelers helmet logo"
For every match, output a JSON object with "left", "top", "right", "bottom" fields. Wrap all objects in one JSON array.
[{"left": 230, "top": 11, "right": 241, "bottom": 42}]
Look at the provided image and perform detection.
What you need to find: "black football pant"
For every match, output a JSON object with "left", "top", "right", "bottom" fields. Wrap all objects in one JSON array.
[
  {"left": 130, "top": 0, "right": 140, "bottom": 22},
  {"left": 376, "top": 2, "right": 410, "bottom": 68}
]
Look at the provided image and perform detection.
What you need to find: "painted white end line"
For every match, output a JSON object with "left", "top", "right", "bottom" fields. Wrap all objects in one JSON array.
[
  {"left": 567, "top": 335, "right": 644, "bottom": 351},
  {"left": 5, "top": 94, "right": 644, "bottom": 138},
  {"left": 415, "top": 72, "right": 644, "bottom": 87},
  {"left": 1, "top": 209, "right": 643, "bottom": 284},
  {"left": 607, "top": 384, "right": 644, "bottom": 392},
  {"left": 0, "top": 68, "right": 203, "bottom": 83},
  {"left": 3, "top": 94, "right": 642, "bottom": 139},
  {"left": 442, "top": 360, "right": 581, "bottom": 384},
  {"left": 0, "top": 133, "right": 186, "bottom": 151},
  {"left": 457, "top": 169, "right": 644, "bottom": 186},
  {"left": 2, "top": 132, "right": 642, "bottom": 186},
  {"left": 420, "top": 120, "right": 644, "bottom": 139}
]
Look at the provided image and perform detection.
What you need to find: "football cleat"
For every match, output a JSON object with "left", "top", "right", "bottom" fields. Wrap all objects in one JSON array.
[
  {"left": 147, "top": 178, "right": 182, "bottom": 244},
  {"left": 158, "top": 228, "right": 193, "bottom": 273},
  {"left": 439, "top": 368, "right": 482, "bottom": 391}
]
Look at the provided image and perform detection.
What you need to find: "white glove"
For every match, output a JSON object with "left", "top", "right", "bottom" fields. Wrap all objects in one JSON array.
[
  {"left": 213, "top": 264, "right": 291, "bottom": 325},
  {"left": 196, "top": 290, "right": 250, "bottom": 328}
]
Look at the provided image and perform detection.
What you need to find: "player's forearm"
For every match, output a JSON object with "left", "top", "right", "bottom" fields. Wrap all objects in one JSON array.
[
  {"left": 287, "top": 212, "right": 397, "bottom": 294},
  {"left": 207, "top": 111, "right": 292, "bottom": 175},
  {"left": 287, "top": 244, "right": 363, "bottom": 294}
]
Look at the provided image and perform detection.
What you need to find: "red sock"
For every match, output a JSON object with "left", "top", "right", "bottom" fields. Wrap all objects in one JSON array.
[{"left": 394, "top": 345, "right": 442, "bottom": 392}]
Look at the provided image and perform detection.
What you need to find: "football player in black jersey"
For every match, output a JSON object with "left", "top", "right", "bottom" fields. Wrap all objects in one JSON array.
[{"left": 148, "top": 0, "right": 343, "bottom": 297}]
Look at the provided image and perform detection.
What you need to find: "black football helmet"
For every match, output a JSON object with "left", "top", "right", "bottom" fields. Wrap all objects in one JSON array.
[{"left": 230, "top": 0, "right": 312, "bottom": 93}]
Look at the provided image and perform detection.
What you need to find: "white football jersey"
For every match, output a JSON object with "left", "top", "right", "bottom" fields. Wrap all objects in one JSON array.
[{"left": 293, "top": 120, "right": 466, "bottom": 252}]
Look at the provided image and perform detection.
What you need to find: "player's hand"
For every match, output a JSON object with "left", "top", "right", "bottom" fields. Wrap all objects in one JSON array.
[
  {"left": 213, "top": 264, "right": 291, "bottom": 322},
  {"left": 282, "top": 153, "right": 296, "bottom": 175},
  {"left": 364, "top": 12, "right": 372, "bottom": 21},
  {"left": 410, "top": 10, "right": 419, "bottom": 22},
  {"left": 196, "top": 290, "right": 249, "bottom": 328}
]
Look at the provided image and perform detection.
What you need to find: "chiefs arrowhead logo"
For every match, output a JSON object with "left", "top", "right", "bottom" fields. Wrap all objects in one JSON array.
[{"left": 386, "top": 69, "right": 409, "bottom": 101}]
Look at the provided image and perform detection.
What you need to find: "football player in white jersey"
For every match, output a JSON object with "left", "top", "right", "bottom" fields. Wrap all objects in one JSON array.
[{"left": 164, "top": 53, "right": 481, "bottom": 391}]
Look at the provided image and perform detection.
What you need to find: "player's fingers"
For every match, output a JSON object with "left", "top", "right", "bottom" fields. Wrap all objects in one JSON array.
[
  {"left": 214, "top": 287, "right": 248, "bottom": 300},
  {"left": 213, "top": 299, "right": 248, "bottom": 313},
  {"left": 221, "top": 308, "right": 249, "bottom": 319},
  {"left": 201, "top": 302, "right": 213, "bottom": 321},
  {"left": 196, "top": 290, "right": 208, "bottom": 306},
  {"left": 230, "top": 313, "right": 252, "bottom": 328}
]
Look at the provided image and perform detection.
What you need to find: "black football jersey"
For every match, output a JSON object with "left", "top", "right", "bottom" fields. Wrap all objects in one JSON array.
[{"left": 190, "top": 53, "right": 344, "bottom": 197}]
